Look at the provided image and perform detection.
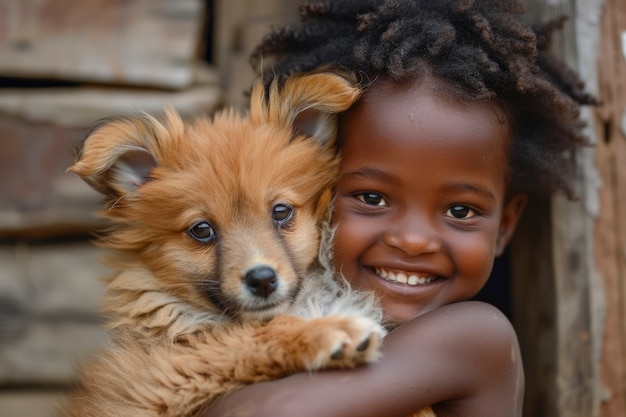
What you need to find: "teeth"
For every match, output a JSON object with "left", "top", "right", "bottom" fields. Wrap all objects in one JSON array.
[{"left": 374, "top": 268, "right": 435, "bottom": 286}]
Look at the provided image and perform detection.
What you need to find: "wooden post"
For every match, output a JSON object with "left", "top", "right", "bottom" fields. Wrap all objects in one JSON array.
[
  {"left": 594, "top": 0, "right": 626, "bottom": 415},
  {"left": 513, "top": 1, "right": 626, "bottom": 416}
]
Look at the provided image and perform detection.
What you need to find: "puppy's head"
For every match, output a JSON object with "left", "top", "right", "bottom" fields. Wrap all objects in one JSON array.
[{"left": 70, "top": 71, "right": 360, "bottom": 322}]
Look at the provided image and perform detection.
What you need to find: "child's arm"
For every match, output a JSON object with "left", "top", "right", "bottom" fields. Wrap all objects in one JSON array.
[{"left": 204, "top": 301, "right": 524, "bottom": 417}]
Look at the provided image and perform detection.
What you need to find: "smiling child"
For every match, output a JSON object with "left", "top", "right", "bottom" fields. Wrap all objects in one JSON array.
[{"left": 204, "top": 1, "right": 595, "bottom": 416}]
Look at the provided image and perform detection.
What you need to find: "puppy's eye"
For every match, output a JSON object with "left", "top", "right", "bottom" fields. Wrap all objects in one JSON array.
[
  {"left": 272, "top": 203, "right": 294, "bottom": 228},
  {"left": 188, "top": 221, "right": 216, "bottom": 243}
]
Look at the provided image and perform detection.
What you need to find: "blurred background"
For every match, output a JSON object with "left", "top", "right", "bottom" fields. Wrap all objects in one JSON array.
[{"left": 0, "top": 1, "right": 624, "bottom": 417}]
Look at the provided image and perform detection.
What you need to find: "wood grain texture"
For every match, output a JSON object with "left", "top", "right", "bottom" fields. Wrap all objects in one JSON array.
[
  {"left": 0, "top": 242, "right": 108, "bottom": 385},
  {"left": 0, "top": 0, "right": 204, "bottom": 89},
  {"left": 594, "top": 0, "right": 626, "bottom": 415}
]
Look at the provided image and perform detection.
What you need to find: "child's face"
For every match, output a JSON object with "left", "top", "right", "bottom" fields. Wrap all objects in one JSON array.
[{"left": 333, "top": 77, "right": 526, "bottom": 327}]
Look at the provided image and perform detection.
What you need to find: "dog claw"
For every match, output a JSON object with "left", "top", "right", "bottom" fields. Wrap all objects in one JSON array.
[
  {"left": 305, "top": 316, "right": 384, "bottom": 369},
  {"left": 356, "top": 336, "right": 371, "bottom": 352},
  {"left": 330, "top": 346, "right": 345, "bottom": 360}
]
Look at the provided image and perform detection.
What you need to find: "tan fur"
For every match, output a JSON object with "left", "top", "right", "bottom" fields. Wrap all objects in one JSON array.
[{"left": 63, "top": 72, "right": 391, "bottom": 417}]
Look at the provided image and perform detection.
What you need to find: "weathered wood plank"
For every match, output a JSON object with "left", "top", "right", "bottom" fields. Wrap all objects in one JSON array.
[
  {"left": 0, "top": 72, "right": 221, "bottom": 239},
  {"left": 594, "top": 0, "right": 626, "bottom": 415},
  {"left": 0, "top": 67, "right": 221, "bottom": 128},
  {"left": 0, "top": 390, "right": 68, "bottom": 417},
  {"left": 515, "top": 2, "right": 605, "bottom": 417},
  {"left": 0, "top": 0, "right": 205, "bottom": 89},
  {"left": 0, "top": 115, "right": 104, "bottom": 239},
  {"left": 548, "top": 1, "right": 602, "bottom": 415},
  {"left": 0, "top": 242, "right": 108, "bottom": 384},
  {"left": 213, "top": 0, "right": 298, "bottom": 109}
]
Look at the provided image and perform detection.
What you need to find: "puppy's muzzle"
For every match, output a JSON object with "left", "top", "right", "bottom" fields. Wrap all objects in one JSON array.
[{"left": 244, "top": 266, "right": 278, "bottom": 298}]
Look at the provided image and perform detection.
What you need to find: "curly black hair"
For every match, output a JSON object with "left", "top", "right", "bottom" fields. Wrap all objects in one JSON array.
[{"left": 251, "top": 0, "right": 597, "bottom": 198}]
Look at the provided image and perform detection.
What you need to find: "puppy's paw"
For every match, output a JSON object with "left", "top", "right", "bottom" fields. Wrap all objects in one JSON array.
[{"left": 306, "top": 315, "right": 385, "bottom": 370}]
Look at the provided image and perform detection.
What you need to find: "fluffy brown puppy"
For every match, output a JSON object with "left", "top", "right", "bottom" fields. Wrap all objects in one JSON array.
[{"left": 64, "top": 72, "right": 386, "bottom": 417}]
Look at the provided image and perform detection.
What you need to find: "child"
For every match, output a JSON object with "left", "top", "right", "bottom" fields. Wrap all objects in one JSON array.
[{"left": 205, "top": 0, "right": 595, "bottom": 416}]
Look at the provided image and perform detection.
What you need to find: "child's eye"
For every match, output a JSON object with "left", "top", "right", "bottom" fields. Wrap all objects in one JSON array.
[
  {"left": 356, "top": 192, "right": 387, "bottom": 207},
  {"left": 445, "top": 205, "right": 475, "bottom": 219}
]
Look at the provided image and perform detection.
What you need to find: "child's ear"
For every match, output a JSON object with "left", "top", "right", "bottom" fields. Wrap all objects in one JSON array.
[
  {"left": 68, "top": 109, "right": 183, "bottom": 199},
  {"left": 249, "top": 70, "right": 361, "bottom": 148},
  {"left": 495, "top": 194, "right": 528, "bottom": 256}
]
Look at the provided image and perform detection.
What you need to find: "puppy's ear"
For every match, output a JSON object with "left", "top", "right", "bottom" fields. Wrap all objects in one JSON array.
[
  {"left": 249, "top": 70, "right": 361, "bottom": 147},
  {"left": 68, "top": 108, "right": 183, "bottom": 198}
]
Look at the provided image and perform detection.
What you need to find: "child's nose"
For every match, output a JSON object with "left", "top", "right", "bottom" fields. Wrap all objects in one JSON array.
[{"left": 382, "top": 216, "right": 441, "bottom": 256}]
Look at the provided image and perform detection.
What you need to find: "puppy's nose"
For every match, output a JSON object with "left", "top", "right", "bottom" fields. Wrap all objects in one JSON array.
[{"left": 244, "top": 266, "right": 278, "bottom": 298}]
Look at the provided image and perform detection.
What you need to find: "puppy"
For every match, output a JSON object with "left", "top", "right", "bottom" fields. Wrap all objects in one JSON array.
[{"left": 63, "top": 72, "right": 387, "bottom": 417}]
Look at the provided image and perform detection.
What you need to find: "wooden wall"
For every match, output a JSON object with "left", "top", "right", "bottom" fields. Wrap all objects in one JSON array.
[
  {"left": 513, "top": 0, "right": 625, "bottom": 416},
  {"left": 0, "top": 1, "right": 295, "bottom": 416}
]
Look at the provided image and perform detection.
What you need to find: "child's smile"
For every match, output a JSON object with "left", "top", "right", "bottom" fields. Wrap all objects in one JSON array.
[
  {"left": 372, "top": 267, "right": 437, "bottom": 285},
  {"left": 333, "top": 76, "right": 526, "bottom": 327}
]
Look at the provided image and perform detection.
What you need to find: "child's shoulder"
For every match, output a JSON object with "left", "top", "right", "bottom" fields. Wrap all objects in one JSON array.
[
  {"left": 398, "top": 300, "right": 516, "bottom": 338},
  {"left": 407, "top": 300, "right": 519, "bottom": 363},
  {"left": 366, "top": 301, "right": 522, "bottom": 416},
  {"left": 390, "top": 301, "right": 523, "bottom": 416},
  {"left": 432, "top": 300, "right": 514, "bottom": 328},
  {"left": 387, "top": 300, "right": 520, "bottom": 377}
]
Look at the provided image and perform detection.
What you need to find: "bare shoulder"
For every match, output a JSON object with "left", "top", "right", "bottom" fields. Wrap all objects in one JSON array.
[
  {"left": 435, "top": 301, "right": 520, "bottom": 381},
  {"left": 425, "top": 300, "right": 517, "bottom": 342},
  {"left": 388, "top": 301, "right": 518, "bottom": 351},
  {"left": 386, "top": 301, "right": 524, "bottom": 417}
]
